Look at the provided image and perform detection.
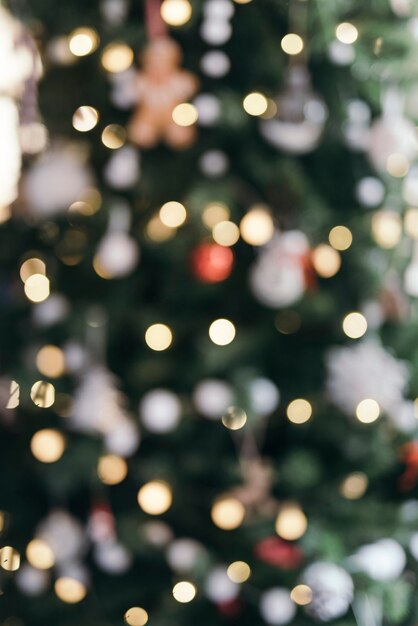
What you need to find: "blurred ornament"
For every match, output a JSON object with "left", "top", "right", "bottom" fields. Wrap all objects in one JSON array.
[
  {"left": 94, "top": 204, "right": 139, "bottom": 279},
  {"left": 100, "top": 0, "right": 129, "bottom": 24},
  {"left": 199, "top": 150, "right": 229, "bottom": 176},
  {"left": 142, "top": 520, "right": 173, "bottom": 546},
  {"left": 404, "top": 241, "right": 418, "bottom": 297},
  {"left": 250, "top": 231, "right": 310, "bottom": 308},
  {"left": 166, "top": 538, "right": 205, "bottom": 572},
  {"left": 248, "top": 377, "right": 280, "bottom": 415},
  {"left": 140, "top": 389, "right": 181, "bottom": 433},
  {"left": 105, "top": 416, "right": 140, "bottom": 457},
  {"left": 191, "top": 242, "right": 234, "bottom": 283},
  {"left": 0, "top": 6, "right": 42, "bottom": 212},
  {"left": 25, "top": 144, "right": 94, "bottom": 217},
  {"left": 200, "top": 19, "right": 232, "bottom": 45},
  {"left": 205, "top": 567, "right": 239, "bottom": 603},
  {"left": 255, "top": 537, "right": 304, "bottom": 569},
  {"left": 388, "top": 400, "right": 418, "bottom": 434},
  {"left": 203, "top": 0, "right": 234, "bottom": 20},
  {"left": 259, "top": 588, "right": 296, "bottom": 625},
  {"left": 32, "top": 294, "right": 70, "bottom": 327},
  {"left": 16, "top": 564, "right": 49, "bottom": 596},
  {"left": 410, "top": 531, "right": 418, "bottom": 559},
  {"left": 403, "top": 166, "right": 418, "bottom": 205},
  {"left": 194, "top": 94, "right": 221, "bottom": 126},
  {"left": 302, "top": 562, "right": 353, "bottom": 621},
  {"left": 328, "top": 40, "right": 355, "bottom": 66},
  {"left": 94, "top": 540, "right": 132, "bottom": 574},
  {"left": 343, "top": 100, "right": 370, "bottom": 151},
  {"left": 104, "top": 146, "right": 140, "bottom": 189},
  {"left": 367, "top": 88, "right": 418, "bottom": 173},
  {"left": 399, "top": 442, "right": 418, "bottom": 490},
  {"left": 88, "top": 502, "right": 115, "bottom": 544},
  {"left": 37, "top": 510, "right": 85, "bottom": 564},
  {"left": 326, "top": 340, "right": 409, "bottom": 416},
  {"left": 389, "top": 0, "right": 413, "bottom": 16},
  {"left": 261, "top": 65, "right": 328, "bottom": 154},
  {"left": 200, "top": 50, "right": 230, "bottom": 77},
  {"left": 350, "top": 539, "right": 406, "bottom": 581},
  {"left": 128, "top": 38, "right": 199, "bottom": 149},
  {"left": 193, "top": 379, "right": 235, "bottom": 419},
  {"left": 355, "top": 176, "right": 385, "bottom": 208}
]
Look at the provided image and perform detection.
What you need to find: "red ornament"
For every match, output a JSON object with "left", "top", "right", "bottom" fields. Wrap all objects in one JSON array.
[
  {"left": 254, "top": 536, "right": 304, "bottom": 569},
  {"left": 399, "top": 442, "right": 418, "bottom": 491},
  {"left": 191, "top": 243, "right": 234, "bottom": 283},
  {"left": 217, "top": 599, "right": 243, "bottom": 618}
]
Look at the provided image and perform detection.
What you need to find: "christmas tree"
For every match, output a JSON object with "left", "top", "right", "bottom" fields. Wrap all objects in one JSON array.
[{"left": 2, "top": 0, "right": 418, "bottom": 624}]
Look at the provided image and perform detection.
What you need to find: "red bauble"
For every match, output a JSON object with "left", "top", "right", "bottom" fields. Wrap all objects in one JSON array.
[
  {"left": 254, "top": 536, "right": 304, "bottom": 569},
  {"left": 191, "top": 243, "right": 234, "bottom": 283},
  {"left": 217, "top": 599, "right": 243, "bottom": 618}
]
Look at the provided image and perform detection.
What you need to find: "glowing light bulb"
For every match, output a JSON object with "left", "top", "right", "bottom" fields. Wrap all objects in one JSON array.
[
  {"left": 211, "top": 497, "right": 245, "bottom": 529},
  {"left": 281, "top": 33, "right": 304, "bottom": 55},
  {"left": 160, "top": 0, "right": 192, "bottom": 26},
  {"left": 145, "top": 323, "right": 173, "bottom": 351},
  {"left": 356, "top": 399, "right": 380, "bottom": 423},
  {"left": 172, "top": 581, "right": 196, "bottom": 603},
  {"left": 342, "top": 312, "right": 367, "bottom": 339},
  {"left": 137, "top": 481, "right": 172, "bottom": 515},
  {"left": 208, "top": 319, "right": 236, "bottom": 346},
  {"left": 243, "top": 92, "right": 268, "bottom": 116},
  {"left": 275, "top": 503, "right": 307, "bottom": 540},
  {"left": 72, "top": 106, "right": 99, "bottom": 132},
  {"left": 69, "top": 27, "right": 99, "bottom": 56}
]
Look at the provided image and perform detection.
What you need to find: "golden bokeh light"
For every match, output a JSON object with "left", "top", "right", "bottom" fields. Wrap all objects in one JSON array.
[
  {"left": 68, "top": 27, "right": 99, "bottom": 57},
  {"left": 275, "top": 503, "right": 307, "bottom": 540},
  {"left": 26, "top": 538, "right": 55, "bottom": 570},
  {"left": 222, "top": 406, "right": 247, "bottom": 430},
  {"left": 172, "top": 103, "right": 198, "bottom": 127},
  {"left": 211, "top": 497, "right": 245, "bottom": 530},
  {"left": 101, "top": 124, "right": 126, "bottom": 149},
  {"left": 69, "top": 188, "right": 102, "bottom": 216},
  {"left": 286, "top": 398, "right": 312, "bottom": 424},
  {"left": 208, "top": 318, "right": 236, "bottom": 346},
  {"left": 6, "top": 380, "right": 20, "bottom": 409},
  {"left": 36, "top": 345, "right": 65, "bottom": 378},
  {"left": 243, "top": 92, "right": 268, "bottom": 116},
  {"left": 30, "top": 429, "right": 65, "bottom": 463},
  {"left": 227, "top": 561, "right": 251, "bottom": 583},
  {"left": 212, "top": 221, "right": 240, "bottom": 246},
  {"left": 20, "top": 257, "right": 46, "bottom": 283},
  {"left": 97, "top": 454, "right": 128, "bottom": 485},
  {"left": 336, "top": 22, "right": 358, "bottom": 44},
  {"left": 340, "top": 472, "right": 368, "bottom": 499},
  {"left": 101, "top": 42, "right": 134, "bottom": 73},
  {"left": 386, "top": 153, "right": 409, "bottom": 178},
  {"left": 404, "top": 208, "right": 418, "bottom": 239},
  {"left": 202, "top": 203, "right": 230, "bottom": 228},
  {"left": 146, "top": 214, "right": 177, "bottom": 242},
  {"left": 172, "top": 581, "right": 196, "bottom": 603},
  {"left": 145, "top": 323, "right": 173, "bottom": 351},
  {"left": 124, "top": 607, "right": 149, "bottom": 626},
  {"left": 24, "top": 273, "right": 50, "bottom": 303},
  {"left": 30, "top": 380, "right": 55, "bottom": 408},
  {"left": 55, "top": 577, "right": 87, "bottom": 603},
  {"left": 159, "top": 201, "right": 187, "bottom": 228},
  {"left": 240, "top": 206, "right": 274, "bottom": 246},
  {"left": 72, "top": 106, "right": 99, "bottom": 132},
  {"left": 342, "top": 312, "right": 367, "bottom": 339},
  {"left": 328, "top": 226, "right": 353, "bottom": 251},
  {"left": 312, "top": 244, "right": 341, "bottom": 278},
  {"left": 160, "top": 0, "right": 192, "bottom": 26},
  {"left": 281, "top": 33, "right": 304, "bottom": 55},
  {"left": 372, "top": 210, "right": 402, "bottom": 249},
  {"left": 290, "top": 584, "right": 312, "bottom": 606},
  {"left": 356, "top": 399, "right": 380, "bottom": 424},
  {"left": 0, "top": 546, "right": 20, "bottom": 571},
  {"left": 137, "top": 480, "right": 173, "bottom": 515}
]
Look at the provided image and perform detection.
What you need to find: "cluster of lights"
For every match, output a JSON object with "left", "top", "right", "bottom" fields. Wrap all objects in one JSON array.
[
  {"left": 342, "top": 311, "right": 367, "bottom": 339},
  {"left": 145, "top": 323, "right": 173, "bottom": 351},
  {"left": 137, "top": 480, "right": 173, "bottom": 515},
  {"left": 208, "top": 318, "right": 236, "bottom": 346},
  {"left": 286, "top": 398, "right": 312, "bottom": 424},
  {"left": 275, "top": 503, "right": 307, "bottom": 540}
]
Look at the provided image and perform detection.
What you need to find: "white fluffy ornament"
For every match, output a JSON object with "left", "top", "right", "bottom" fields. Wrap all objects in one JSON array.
[
  {"left": 261, "top": 65, "right": 327, "bottom": 154},
  {"left": 25, "top": 144, "right": 94, "bottom": 217},
  {"left": 37, "top": 510, "right": 85, "bottom": 564},
  {"left": 166, "top": 538, "right": 205, "bottom": 572},
  {"left": 16, "top": 564, "right": 50, "bottom": 596},
  {"left": 250, "top": 231, "right": 308, "bottom": 309},
  {"left": 95, "top": 204, "right": 139, "bottom": 279},
  {"left": 140, "top": 389, "right": 181, "bottom": 433},
  {"left": 302, "top": 562, "right": 353, "bottom": 621},
  {"left": 326, "top": 340, "right": 409, "bottom": 416},
  {"left": 104, "top": 146, "right": 140, "bottom": 189},
  {"left": 193, "top": 379, "right": 235, "bottom": 419},
  {"left": 248, "top": 378, "right": 280, "bottom": 415},
  {"left": 350, "top": 539, "right": 406, "bottom": 581},
  {"left": 259, "top": 588, "right": 296, "bottom": 625},
  {"left": 94, "top": 540, "right": 132, "bottom": 574},
  {"left": 205, "top": 567, "right": 239, "bottom": 603}
]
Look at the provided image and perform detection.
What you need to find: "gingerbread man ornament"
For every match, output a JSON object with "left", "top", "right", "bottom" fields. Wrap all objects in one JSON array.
[{"left": 128, "top": 37, "right": 199, "bottom": 149}]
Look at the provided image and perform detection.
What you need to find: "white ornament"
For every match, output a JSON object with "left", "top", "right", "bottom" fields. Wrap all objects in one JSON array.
[
  {"left": 328, "top": 40, "right": 355, "bottom": 66},
  {"left": 105, "top": 418, "right": 140, "bottom": 457},
  {"left": 200, "top": 19, "right": 232, "bottom": 46},
  {"left": 356, "top": 177, "right": 385, "bottom": 208},
  {"left": 261, "top": 66, "right": 327, "bottom": 155},
  {"left": 16, "top": 564, "right": 49, "bottom": 596},
  {"left": 200, "top": 50, "right": 230, "bottom": 77},
  {"left": 259, "top": 588, "right": 296, "bottom": 625},
  {"left": 64, "top": 341, "right": 86, "bottom": 372},
  {"left": 95, "top": 205, "right": 139, "bottom": 278},
  {"left": 326, "top": 340, "right": 409, "bottom": 416},
  {"left": 250, "top": 231, "right": 308, "bottom": 308},
  {"left": 193, "top": 379, "right": 235, "bottom": 419},
  {"left": 94, "top": 540, "right": 132, "bottom": 574},
  {"left": 351, "top": 539, "right": 406, "bottom": 581},
  {"left": 100, "top": 0, "right": 129, "bottom": 24},
  {"left": 248, "top": 378, "right": 280, "bottom": 415},
  {"left": 140, "top": 389, "right": 181, "bottom": 433},
  {"left": 37, "top": 510, "right": 85, "bottom": 564},
  {"left": 166, "top": 538, "right": 205, "bottom": 572},
  {"left": 194, "top": 94, "right": 221, "bottom": 126},
  {"left": 199, "top": 150, "right": 229, "bottom": 177},
  {"left": 302, "top": 562, "right": 353, "bottom": 621},
  {"left": 389, "top": 0, "right": 413, "bottom": 16},
  {"left": 203, "top": 0, "right": 234, "bottom": 20},
  {"left": 25, "top": 144, "right": 94, "bottom": 217},
  {"left": 32, "top": 294, "right": 70, "bottom": 327},
  {"left": 104, "top": 146, "right": 140, "bottom": 189},
  {"left": 205, "top": 567, "right": 239, "bottom": 603}
]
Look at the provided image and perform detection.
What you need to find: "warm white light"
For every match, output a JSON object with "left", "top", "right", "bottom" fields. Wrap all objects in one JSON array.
[
  {"left": 340, "top": 472, "right": 368, "bottom": 499},
  {"left": 145, "top": 324, "right": 173, "bottom": 351},
  {"left": 202, "top": 203, "right": 230, "bottom": 228},
  {"left": 55, "top": 577, "right": 87, "bottom": 603},
  {"left": 101, "top": 43, "right": 134, "bottom": 73},
  {"left": 212, "top": 221, "right": 240, "bottom": 246},
  {"left": 172, "top": 103, "right": 198, "bottom": 127},
  {"left": 405, "top": 208, "right": 418, "bottom": 239},
  {"left": 243, "top": 92, "right": 268, "bottom": 116},
  {"left": 372, "top": 210, "right": 402, "bottom": 249},
  {"left": 159, "top": 201, "right": 187, "bottom": 227},
  {"left": 211, "top": 497, "right": 245, "bottom": 529},
  {"left": 209, "top": 319, "right": 236, "bottom": 346},
  {"left": 137, "top": 481, "right": 172, "bottom": 515},
  {"left": 281, "top": 33, "right": 304, "bottom": 55},
  {"left": 227, "top": 561, "right": 251, "bottom": 583},
  {"left": 24, "top": 274, "right": 50, "bottom": 302},
  {"left": 20, "top": 258, "right": 46, "bottom": 283},
  {"left": 342, "top": 312, "right": 367, "bottom": 339},
  {"left": 275, "top": 504, "right": 307, "bottom": 540},
  {"left": 101, "top": 124, "right": 126, "bottom": 149},
  {"left": 30, "top": 429, "right": 65, "bottom": 463},
  {"left": 336, "top": 22, "right": 358, "bottom": 44},
  {"left": 222, "top": 406, "right": 247, "bottom": 430},
  {"left": 312, "top": 244, "right": 341, "bottom": 278},
  {"left": 160, "top": 0, "right": 192, "bottom": 26},
  {"left": 97, "top": 454, "right": 128, "bottom": 485},
  {"left": 124, "top": 607, "right": 149, "bottom": 626},
  {"left": 240, "top": 207, "right": 274, "bottom": 246},
  {"left": 0, "top": 546, "right": 20, "bottom": 571},
  {"left": 386, "top": 153, "right": 409, "bottom": 178},
  {"left": 30, "top": 381, "right": 55, "bottom": 408},
  {"left": 286, "top": 399, "right": 312, "bottom": 424},
  {"left": 26, "top": 539, "right": 55, "bottom": 570},
  {"left": 72, "top": 106, "right": 99, "bottom": 132},
  {"left": 328, "top": 226, "right": 353, "bottom": 251},
  {"left": 356, "top": 399, "right": 380, "bottom": 423},
  {"left": 69, "top": 27, "right": 99, "bottom": 57},
  {"left": 36, "top": 345, "right": 65, "bottom": 378},
  {"left": 172, "top": 581, "right": 196, "bottom": 603},
  {"left": 290, "top": 584, "right": 312, "bottom": 606}
]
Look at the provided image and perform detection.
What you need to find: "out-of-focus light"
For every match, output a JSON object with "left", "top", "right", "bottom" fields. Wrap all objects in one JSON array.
[
  {"left": 356, "top": 399, "right": 380, "bottom": 423},
  {"left": 342, "top": 312, "right": 367, "bottom": 339},
  {"left": 336, "top": 22, "right": 358, "bottom": 44},
  {"left": 290, "top": 584, "right": 312, "bottom": 605},
  {"left": 101, "top": 124, "right": 126, "bottom": 149},
  {"left": 243, "top": 92, "right": 268, "bottom": 116},
  {"left": 159, "top": 201, "right": 187, "bottom": 227},
  {"left": 281, "top": 33, "right": 304, "bottom": 55},
  {"left": 101, "top": 43, "right": 134, "bottom": 73},
  {"left": 30, "top": 429, "right": 65, "bottom": 462},
  {"left": 26, "top": 539, "right": 55, "bottom": 570},
  {"left": 212, "top": 220, "right": 240, "bottom": 246},
  {"left": 69, "top": 27, "right": 99, "bottom": 57},
  {"left": 240, "top": 206, "right": 274, "bottom": 246},
  {"left": 145, "top": 323, "right": 173, "bottom": 351},
  {"left": 227, "top": 561, "right": 251, "bottom": 583},
  {"left": 0, "top": 546, "right": 20, "bottom": 571},
  {"left": 328, "top": 225, "right": 353, "bottom": 251},
  {"left": 160, "top": 0, "right": 192, "bottom": 25},
  {"left": 202, "top": 202, "right": 230, "bottom": 228},
  {"left": 209, "top": 319, "right": 236, "bottom": 345},
  {"left": 275, "top": 503, "right": 307, "bottom": 540},
  {"left": 386, "top": 153, "right": 409, "bottom": 178},
  {"left": 172, "top": 581, "right": 196, "bottom": 603},
  {"left": 24, "top": 274, "right": 50, "bottom": 302},
  {"left": 20, "top": 258, "right": 46, "bottom": 283},
  {"left": 312, "top": 244, "right": 341, "bottom": 277},
  {"left": 211, "top": 497, "right": 245, "bottom": 529},
  {"left": 124, "top": 607, "right": 149, "bottom": 626},
  {"left": 30, "top": 381, "right": 55, "bottom": 408},
  {"left": 72, "top": 106, "right": 99, "bottom": 132},
  {"left": 372, "top": 210, "right": 402, "bottom": 249},
  {"left": 287, "top": 398, "right": 312, "bottom": 424},
  {"left": 137, "top": 481, "right": 172, "bottom": 515},
  {"left": 172, "top": 103, "right": 198, "bottom": 127},
  {"left": 97, "top": 454, "right": 128, "bottom": 485},
  {"left": 405, "top": 208, "right": 418, "bottom": 239},
  {"left": 55, "top": 577, "right": 87, "bottom": 603},
  {"left": 221, "top": 406, "right": 247, "bottom": 430},
  {"left": 340, "top": 472, "right": 368, "bottom": 499},
  {"left": 36, "top": 345, "right": 65, "bottom": 378},
  {"left": 146, "top": 215, "right": 176, "bottom": 242}
]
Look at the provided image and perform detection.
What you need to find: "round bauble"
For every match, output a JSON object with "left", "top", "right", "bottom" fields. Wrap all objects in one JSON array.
[
  {"left": 302, "top": 562, "right": 353, "bottom": 621},
  {"left": 193, "top": 379, "right": 235, "bottom": 419},
  {"left": 259, "top": 588, "right": 296, "bottom": 625},
  {"left": 191, "top": 242, "right": 234, "bottom": 283},
  {"left": 166, "top": 538, "right": 205, "bottom": 572},
  {"left": 139, "top": 389, "right": 181, "bottom": 433},
  {"left": 95, "top": 232, "right": 139, "bottom": 278},
  {"left": 205, "top": 567, "right": 239, "bottom": 603}
]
